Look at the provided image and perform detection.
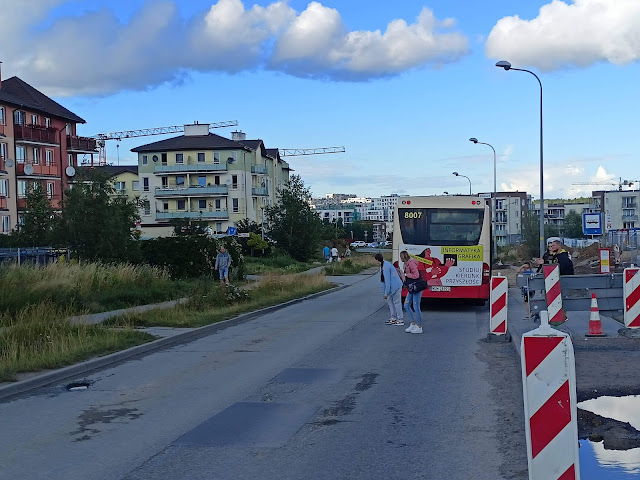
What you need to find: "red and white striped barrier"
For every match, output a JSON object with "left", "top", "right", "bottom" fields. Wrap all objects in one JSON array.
[
  {"left": 490, "top": 275, "right": 508, "bottom": 335},
  {"left": 521, "top": 311, "right": 580, "bottom": 479},
  {"left": 543, "top": 265, "right": 564, "bottom": 324},
  {"left": 623, "top": 267, "right": 640, "bottom": 329}
]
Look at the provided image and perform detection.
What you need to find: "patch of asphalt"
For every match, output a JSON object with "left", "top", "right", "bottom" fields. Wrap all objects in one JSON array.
[{"left": 0, "top": 284, "right": 349, "bottom": 402}]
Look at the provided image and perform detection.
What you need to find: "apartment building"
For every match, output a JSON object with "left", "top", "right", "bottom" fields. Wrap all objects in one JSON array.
[
  {"left": 131, "top": 125, "right": 290, "bottom": 238},
  {"left": 0, "top": 65, "right": 97, "bottom": 233}
]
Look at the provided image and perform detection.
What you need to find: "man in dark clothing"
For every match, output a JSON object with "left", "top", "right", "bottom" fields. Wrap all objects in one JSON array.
[{"left": 536, "top": 236, "right": 574, "bottom": 275}]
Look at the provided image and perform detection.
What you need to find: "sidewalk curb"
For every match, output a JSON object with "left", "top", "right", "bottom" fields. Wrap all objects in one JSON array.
[{"left": 0, "top": 284, "right": 347, "bottom": 402}]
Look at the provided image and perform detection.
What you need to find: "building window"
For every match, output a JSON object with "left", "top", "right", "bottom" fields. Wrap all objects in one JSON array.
[
  {"left": 33, "top": 148, "right": 40, "bottom": 165},
  {"left": 176, "top": 176, "right": 185, "bottom": 186},
  {"left": 214, "top": 152, "right": 220, "bottom": 164},
  {"left": 198, "top": 152, "right": 205, "bottom": 163},
  {"left": 624, "top": 222, "right": 635, "bottom": 229},
  {"left": 18, "top": 180, "right": 28, "bottom": 198},
  {"left": 232, "top": 175, "right": 238, "bottom": 189},
  {"left": 143, "top": 178, "right": 149, "bottom": 192},
  {"left": 114, "top": 181, "right": 125, "bottom": 192},
  {"left": 198, "top": 175, "right": 206, "bottom": 186},
  {"left": 132, "top": 181, "right": 140, "bottom": 191},
  {"left": 142, "top": 155, "right": 148, "bottom": 165},
  {"left": 215, "top": 199, "right": 221, "bottom": 210},
  {"left": 161, "top": 153, "right": 167, "bottom": 164},
  {"left": 66, "top": 123, "right": 72, "bottom": 135},
  {"left": 45, "top": 150, "right": 53, "bottom": 166},
  {"left": 14, "top": 110, "right": 25, "bottom": 125},
  {"left": 16, "top": 146, "right": 26, "bottom": 163},
  {"left": 45, "top": 117, "right": 51, "bottom": 128},
  {"left": 161, "top": 177, "right": 168, "bottom": 188},
  {"left": 31, "top": 114, "right": 38, "bottom": 125},
  {"left": 177, "top": 199, "right": 186, "bottom": 211},
  {"left": 198, "top": 199, "right": 206, "bottom": 210},
  {"left": 623, "top": 197, "right": 636, "bottom": 208},
  {"left": 163, "top": 202, "right": 169, "bottom": 211},
  {"left": 0, "top": 179, "right": 8, "bottom": 196},
  {"left": 623, "top": 209, "right": 635, "bottom": 217},
  {"left": 0, "top": 142, "right": 6, "bottom": 161},
  {"left": 0, "top": 107, "right": 5, "bottom": 125},
  {"left": 68, "top": 154, "right": 73, "bottom": 166},
  {"left": 216, "top": 222, "right": 222, "bottom": 232},
  {"left": 143, "top": 200, "right": 150, "bottom": 215},
  {"left": 232, "top": 198, "right": 239, "bottom": 213},
  {"left": 46, "top": 182, "right": 54, "bottom": 198},
  {"left": 176, "top": 153, "right": 184, "bottom": 164},
  {"left": 1, "top": 216, "right": 10, "bottom": 233}
]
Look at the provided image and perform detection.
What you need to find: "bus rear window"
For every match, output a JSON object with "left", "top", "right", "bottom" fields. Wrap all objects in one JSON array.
[{"left": 399, "top": 208, "right": 484, "bottom": 246}]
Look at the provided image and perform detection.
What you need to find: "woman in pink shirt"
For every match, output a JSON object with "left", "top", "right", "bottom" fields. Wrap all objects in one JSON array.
[{"left": 400, "top": 250, "right": 423, "bottom": 334}]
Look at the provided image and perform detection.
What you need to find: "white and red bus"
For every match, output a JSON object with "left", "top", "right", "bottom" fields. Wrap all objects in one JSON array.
[{"left": 392, "top": 196, "right": 491, "bottom": 304}]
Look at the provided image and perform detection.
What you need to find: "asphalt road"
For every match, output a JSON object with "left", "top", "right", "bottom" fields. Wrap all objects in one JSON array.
[{"left": 0, "top": 274, "right": 527, "bottom": 480}]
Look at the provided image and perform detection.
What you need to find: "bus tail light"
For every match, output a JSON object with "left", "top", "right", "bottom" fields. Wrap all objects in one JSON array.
[{"left": 482, "top": 263, "right": 490, "bottom": 284}]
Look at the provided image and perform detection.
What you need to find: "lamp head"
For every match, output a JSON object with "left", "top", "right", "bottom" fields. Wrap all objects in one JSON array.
[
  {"left": 469, "top": 137, "right": 478, "bottom": 143},
  {"left": 444, "top": 191, "right": 449, "bottom": 195},
  {"left": 453, "top": 172, "right": 459, "bottom": 176},
  {"left": 496, "top": 60, "right": 511, "bottom": 70}
]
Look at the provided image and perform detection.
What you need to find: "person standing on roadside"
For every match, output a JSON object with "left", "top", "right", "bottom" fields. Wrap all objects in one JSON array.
[
  {"left": 375, "top": 253, "right": 404, "bottom": 326},
  {"left": 323, "top": 245, "right": 331, "bottom": 263},
  {"left": 400, "top": 250, "right": 423, "bottom": 334},
  {"left": 215, "top": 246, "right": 232, "bottom": 286},
  {"left": 536, "top": 237, "right": 574, "bottom": 275},
  {"left": 331, "top": 246, "right": 339, "bottom": 263}
]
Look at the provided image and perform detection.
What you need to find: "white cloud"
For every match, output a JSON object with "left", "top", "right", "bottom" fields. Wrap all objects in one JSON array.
[
  {"left": 0, "top": 0, "right": 469, "bottom": 96},
  {"left": 486, "top": 0, "right": 640, "bottom": 71}
]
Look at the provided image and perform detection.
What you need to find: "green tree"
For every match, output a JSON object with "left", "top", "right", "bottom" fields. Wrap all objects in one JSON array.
[
  {"left": 349, "top": 220, "right": 376, "bottom": 242},
  {"left": 265, "top": 175, "right": 322, "bottom": 261},
  {"left": 247, "top": 232, "right": 269, "bottom": 256},
  {"left": 521, "top": 209, "right": 541, "bottom": 253},
  {"left": 57, "top": 169, "right": 141, "bottom": 262},
  {"left": 563, "top": 211, "right": 585, "bottom": 238},
  {"left": 19, "top": 183, "right": 56, "bottom": 246}
]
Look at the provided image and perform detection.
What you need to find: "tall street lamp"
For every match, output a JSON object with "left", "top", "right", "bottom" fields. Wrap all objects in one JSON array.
[
  {"left": 452, "top": 172, "right": 471, "bottom": 195},
  {"left": 470, "top": 137, "right": 497, "bottom": 262},
  {"left": 496, "top": 60, "right": 545, "bottom": 258}
]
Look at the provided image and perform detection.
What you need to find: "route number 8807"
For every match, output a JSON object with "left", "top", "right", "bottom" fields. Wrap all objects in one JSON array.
[{"left": 403, "top": 211, "right": 422, "bottom": 219}]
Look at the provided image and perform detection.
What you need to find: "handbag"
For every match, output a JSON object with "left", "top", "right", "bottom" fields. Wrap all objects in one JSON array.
[{"left": 405, "top": 278, "right": 427, "bottom": 293}]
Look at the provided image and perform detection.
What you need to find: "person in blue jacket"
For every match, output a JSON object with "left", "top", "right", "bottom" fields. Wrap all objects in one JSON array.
[
  {"left": 375, "top": 253, "right": 404, "bottom": 326},
  {"left": 323, "top": 245, "right": 331, "bottom": 263}
]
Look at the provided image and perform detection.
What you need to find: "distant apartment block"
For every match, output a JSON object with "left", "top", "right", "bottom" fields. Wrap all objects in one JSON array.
[
  {"left": 0, "top": 64, "right": 97, "bottom": 233},
  {"left": 130, "top": 126, "right": 290, "bottom": 238}
]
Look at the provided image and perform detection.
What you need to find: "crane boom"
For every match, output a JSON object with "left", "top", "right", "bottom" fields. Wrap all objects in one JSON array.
[{"left": 279, "top": 147, "right": 345, "bottom": 156}]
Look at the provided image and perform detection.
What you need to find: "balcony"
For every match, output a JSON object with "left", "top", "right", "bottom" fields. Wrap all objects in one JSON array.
[
  {"left": 14, "top": 124, "right": 59, "bottom": 145},
  {"left": 155, "top": 185, "right": 228, "bottom": 197},
  {"left": 252, "top": 187, "right": 268, "bottom": 196},
  {"left": 113, "top": 189, "right": 127, "bottom": 196},
  {"left": 17, "top": 193, "right": 62, "bottom": 210},
  {"left": 154, "top": 163, "right": 227, "bottom": 174},
  {"left": 251, "top": 164, "right": 268, "bottom": 174},
  {"left": 623, "top": 215, "right": 639, "bottom": 222},
  {"left": 16, "top": 162, "right": 61, "bottom": 177},
  {"left": 155, "top": 210, "right": 229, "bottom": 220},
  {"left": 622, "top": 202, "right": 637, "bottom": 209},
  {"left": 67, "top": 135, "right": 98, "bottom": 153}
]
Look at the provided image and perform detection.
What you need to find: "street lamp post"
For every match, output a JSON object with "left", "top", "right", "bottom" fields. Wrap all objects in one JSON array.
[
  {"left": 452, "top": 172, "right": 472, "bottom": 195},
  {"left": 469, "top": 138, "right": 497, "bottom": 262},
  {"left": 496, "top": 60, "right": 545, "bottom": 258}
]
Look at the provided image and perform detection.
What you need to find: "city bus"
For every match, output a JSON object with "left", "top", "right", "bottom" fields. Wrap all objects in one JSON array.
[{"left": 392, "top": 196, "right": 491, "bottom": 304}]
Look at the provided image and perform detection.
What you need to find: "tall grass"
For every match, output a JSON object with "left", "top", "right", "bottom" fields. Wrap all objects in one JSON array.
[
  {"left": 323, "top": 253, "right": 382, "bottom": 275},
  {"left": 0, "top": 262, "right": 196, "bottom": 317},
  {"left": 244, "top": 254, "right": 317, "bottom": 274},
  {"left": 0, "top": 302, "right": 154, "bottom": 382},
  {"left": 107, "top": 273, "right": 331, "bottom": 328}
]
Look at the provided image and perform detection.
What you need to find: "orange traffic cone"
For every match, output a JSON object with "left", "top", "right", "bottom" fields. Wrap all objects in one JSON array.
[{"left": 586, "top": 293, "right": 606, "bottom": 337}]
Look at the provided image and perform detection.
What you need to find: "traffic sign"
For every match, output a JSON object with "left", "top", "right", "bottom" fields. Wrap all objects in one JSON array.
[{"left": 582, "top": 213, "right": 603, "bottom": 235}]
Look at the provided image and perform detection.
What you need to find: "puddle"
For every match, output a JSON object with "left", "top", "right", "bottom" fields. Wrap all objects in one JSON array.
[
  {"left": 579, "top": 440, "right": 640, "bottom": 478},
  {"left": 578, "top": 395, "right": 640, "bottom": 477}
]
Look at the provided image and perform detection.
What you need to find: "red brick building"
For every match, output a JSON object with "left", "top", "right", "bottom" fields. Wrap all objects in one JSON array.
[{"left": 0, "top": 63, "right": 97, "bottom": 233}]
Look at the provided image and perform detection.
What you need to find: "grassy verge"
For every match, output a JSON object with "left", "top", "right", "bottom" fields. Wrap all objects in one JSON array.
[
  {"left": 0, "top": 262, "right": 199, "bottom": 316},
  {"left": 323, "top": 252, "right": 385, "bottom": 275},
  {"left": 243, "top": 254, "right": 319, "bottom": 274},
  {"left": 0, "top": 303, "right": 154, "bottom": 382},
  {"left": 106, "top": 273, "right": 332, "bottom": 328}
]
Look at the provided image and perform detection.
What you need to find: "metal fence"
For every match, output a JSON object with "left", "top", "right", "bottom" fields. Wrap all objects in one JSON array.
[{"left": 0, "top": 247, "right": 70, "bottom": 266}]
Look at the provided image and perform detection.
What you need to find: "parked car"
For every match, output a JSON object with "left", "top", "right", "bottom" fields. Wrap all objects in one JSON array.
[
  {"left": 350, "top": 240, "right": 366, "bottom": 248},
  {"left": 367, "top": 242, "right": 379, "bottom": 248},
  {"left": 382, "top": 240, "right": 391, "bottom": 247}
]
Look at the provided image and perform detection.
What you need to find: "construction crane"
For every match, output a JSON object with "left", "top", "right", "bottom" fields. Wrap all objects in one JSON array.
[
  {"left": 90, "top": 120, "right": 239, "bottom": 166},
  {"left": 279, "top": 147, "right": 345, "bottom": 157},
  {"left": 572, "top": 177, "right": 637, "bottom": 191}
]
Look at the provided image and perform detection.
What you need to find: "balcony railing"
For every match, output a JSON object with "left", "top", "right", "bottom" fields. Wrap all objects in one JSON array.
[
  {"left": 155, "top": 185, "right": 228, "bottom": 196},
  {"left": 16, "top": 162, "right": 61, "bottom": 176},
  {"left": 67, "top": 135, "right": 98, "bottom": 152},
  {"left": 251, "top": 164, "right": 268, "bottom": 174},
  {"left": 155, "top": 210, "right": 229, "bottom": 220},
  {"left": 114, "top": 189, "right": 127, "bottom": 196},
  {"left": 622, "top": 202, "right": 637, "bottom": 209},
  {"left": 153, "top": 163, "right": 227, "bottom": 173},
  {"left": 252, "top": 187, "right": 268, "bottom": 196},
  {"left": 14, "top": 124, "right": 59, "bottom": 144},
  {"left": 623, "top": 215, "right": 639, "bottom": 222}
]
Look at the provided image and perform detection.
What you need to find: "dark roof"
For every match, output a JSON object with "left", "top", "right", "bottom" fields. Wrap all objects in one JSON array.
[
  {"left": 78, "top": 165, "right": 138, "bottom": 177},
  {"left": 131, "top": 132, "right": 251, "bottom": 153},
  {"left": 0, "top": 76, "right": 86, "bottom": 123},
  {"left": 265, "top": 148, "right": 281, "bottom": 160}
]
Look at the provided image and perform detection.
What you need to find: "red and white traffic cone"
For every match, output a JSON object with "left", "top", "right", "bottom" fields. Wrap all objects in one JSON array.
[{"left": 586, "top": 293, "right": 606, "bottom": 337}]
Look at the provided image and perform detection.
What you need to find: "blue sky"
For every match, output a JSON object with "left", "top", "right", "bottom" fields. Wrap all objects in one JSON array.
[{"left": 2, "top": 0, "right": 639, "bottom": 199}]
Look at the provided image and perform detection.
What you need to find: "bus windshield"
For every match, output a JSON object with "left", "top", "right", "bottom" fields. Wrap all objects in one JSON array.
[{"left": 398, "top": 208, "right": 484, "bottom": 246}]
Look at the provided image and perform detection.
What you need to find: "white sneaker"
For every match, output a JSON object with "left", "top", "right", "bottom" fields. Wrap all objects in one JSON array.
[
  {"left": 410, "top": 325, "right": 423, "bottom": 334},
  {"left": 405, "top": 324, "right": 417, "bottom": 333}
]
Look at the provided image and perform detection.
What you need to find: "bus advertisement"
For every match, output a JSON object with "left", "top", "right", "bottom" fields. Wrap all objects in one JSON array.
[{"left": 392, "top": 196, "right": 491, "bottom": 303}]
